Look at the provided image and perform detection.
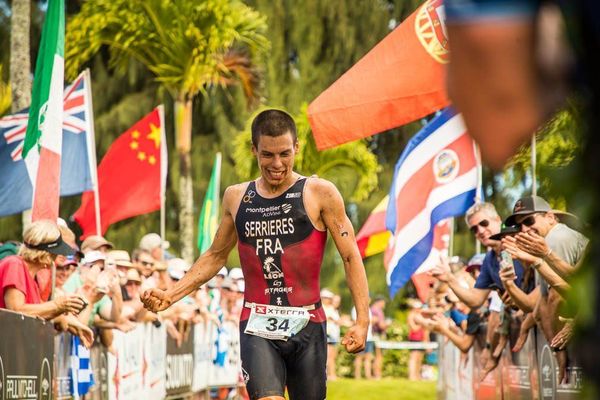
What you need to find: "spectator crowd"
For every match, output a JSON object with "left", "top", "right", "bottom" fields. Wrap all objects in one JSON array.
[
  {"left": 0, "top": 220, "right": 246, "bottom": 381},
  {"left": 2, "top": 194, "right": 584, "bottom": 390},
  {"left": 406, "top": 196, "right": 588, "bottom": 385}
]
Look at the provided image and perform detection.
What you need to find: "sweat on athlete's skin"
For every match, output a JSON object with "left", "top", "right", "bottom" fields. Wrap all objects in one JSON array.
[{"left": 141, "top": 109, "right": 369, "bottom": 399}]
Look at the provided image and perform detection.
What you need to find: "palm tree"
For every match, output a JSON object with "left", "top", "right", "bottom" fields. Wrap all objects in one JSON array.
[
  {"left": 65, "top": 0, "right": 268, "bottom": 262},
  {"left": 10, "top": 0, "right": 31, "bottom": 113},
  {"left": 9, "top": 0, "right": 32, "bottom": 232},
  {"left": 234, "top": 105, "right": 380, "bottom": 203}
]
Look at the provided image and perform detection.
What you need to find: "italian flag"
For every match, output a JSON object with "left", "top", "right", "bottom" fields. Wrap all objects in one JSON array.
[
  {"left": 197, "top": 152, "right": 222, "bottom": 253},
  {"left": 22, "top": 0, "right": 65, "bottom": 221}
]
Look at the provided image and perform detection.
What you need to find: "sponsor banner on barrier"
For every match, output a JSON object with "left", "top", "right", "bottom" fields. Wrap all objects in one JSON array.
[
  {"left": 0, "top": 310, "right": 53, "bottom": 400},
  {"left": 108, "top": 324, "right": 145, "bottom": 400},
  {"left": 209, "top": 320, "right": 241, "bottom": 387},
  {"left": 88, "top": 343, "right": 109, "bottom": 400},
  {"left": 54, "top": 334, "right": 72, "bottom": 400},
  {"left": 501, "top": 318, "right": 538, "bottom": 400},
  {"left": 536, "top": 329, "right": 583, "bottom": 400},
  {"left": 165, "top": 323, "right": 194, "bottom": 397},
  {"left": 143, "top": 323, "right": 167, "bottom": 399},
  {"left": 437, "top": 336, "right": 473, "bottom": 400},
  {"left": 192, "top": 322, "right": 212, "bottom": 392}
]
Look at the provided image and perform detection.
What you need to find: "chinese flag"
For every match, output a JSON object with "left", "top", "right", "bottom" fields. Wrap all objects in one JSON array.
[
  {"left": 74, "top": 107, "right": 166, "bottom": 237},
  {"left": 308, "top": 0, "right": 450, "bottom": 150}
]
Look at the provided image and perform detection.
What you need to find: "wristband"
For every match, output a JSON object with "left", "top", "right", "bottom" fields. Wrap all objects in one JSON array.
[
  {"left": 544, "top": 248, "right": 553, "bottom": 259},
  {"left": 532, "top": 259, "right": 543, "bottom": 269}
]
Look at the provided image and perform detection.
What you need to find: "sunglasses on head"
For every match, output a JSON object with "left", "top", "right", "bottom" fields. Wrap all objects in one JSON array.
[
  {"left": 140, "top": 260, "right": 154, "bottom": 267},
  {"left": 469, "top": 219, "right": 490, "bottom": 234}
]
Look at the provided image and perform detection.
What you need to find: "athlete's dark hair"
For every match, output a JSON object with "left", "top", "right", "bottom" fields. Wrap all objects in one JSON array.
[{"left": 251, "top": 109, "right": 297, "bottom": 147}]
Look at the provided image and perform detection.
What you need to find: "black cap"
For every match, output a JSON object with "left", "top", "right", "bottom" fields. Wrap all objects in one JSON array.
[
  {"left": 505, "top": 196, "right": 552, "bottom": 226},
  {"left": 489, "top": 225, "right": 521, "bottom": 241},
  {"left": 24, "top": 235, "right": 75, "bottom": 256}
]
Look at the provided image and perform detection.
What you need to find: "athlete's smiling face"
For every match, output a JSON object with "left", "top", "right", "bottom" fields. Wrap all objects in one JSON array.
[{"left": 253, "top": 132, "right": 298, "bottom": 188}]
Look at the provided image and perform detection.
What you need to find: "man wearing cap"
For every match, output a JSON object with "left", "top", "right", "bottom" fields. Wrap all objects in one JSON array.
[
  {"left": 501, "top": 195, "right": 588, "bottom": 383},
  {"left": 139, "top": 233, "right": 170, "bottom": 261},
  {"left": 63, "top": 249, "right": 124, "bottom": 329},
  {"left": 81, "top": 235, "right": 114, "bottom": 254},
  {"left": 142, "top": 109, "right": 370, "bottom": 400},
  {"left": 504, "top": 196, "right": 588, "bottom": 285}
]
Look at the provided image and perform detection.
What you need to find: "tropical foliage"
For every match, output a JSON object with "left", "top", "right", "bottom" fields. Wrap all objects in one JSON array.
[
  {"left": 64, "top": 0, "right": 269, "bottom": 262},
  {"left": 0, "top": 0, "right": 584, "bottom": 308}
]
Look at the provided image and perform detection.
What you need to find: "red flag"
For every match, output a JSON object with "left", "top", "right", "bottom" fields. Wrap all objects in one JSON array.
[
  {"left": 74, "top": 108, "right": 166, "bottom": 237},
  {"left": 356, "top": 196, "right": 391, "bottom": 258},
  {"left": 308, "top": 0, "right": 449, "bottom": 150}
]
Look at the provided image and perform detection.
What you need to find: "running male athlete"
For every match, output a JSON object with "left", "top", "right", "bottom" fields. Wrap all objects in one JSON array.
[{"left": 141, "top": 109, "right": 370, "bottom": 400}]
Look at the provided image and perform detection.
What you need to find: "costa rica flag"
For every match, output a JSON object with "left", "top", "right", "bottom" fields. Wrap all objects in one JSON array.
[{"left": 385, "top": 107, "right": 480, "bottom": 296}]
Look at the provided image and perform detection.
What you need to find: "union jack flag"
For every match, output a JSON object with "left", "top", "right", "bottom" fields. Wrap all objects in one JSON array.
[
  {"left": 0, "top": 73, "right": 87, "bottom": 161},
  {"left": 0, "top": 71, "right": 94, "bottom": 217}
]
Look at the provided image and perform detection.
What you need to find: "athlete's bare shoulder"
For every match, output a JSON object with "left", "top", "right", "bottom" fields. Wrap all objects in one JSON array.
[{"left": 304, "top": 177, "right": 343, "bottom": 209}]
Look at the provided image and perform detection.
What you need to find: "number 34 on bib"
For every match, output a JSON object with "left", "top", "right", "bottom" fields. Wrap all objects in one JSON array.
[{"left": 245, "top": 304, "right": 310, "bottom": 340}]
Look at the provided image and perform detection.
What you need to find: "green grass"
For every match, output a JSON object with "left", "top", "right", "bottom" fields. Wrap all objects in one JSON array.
[{"left": 326, "top": 378, "right": 436, "bottom": 400}]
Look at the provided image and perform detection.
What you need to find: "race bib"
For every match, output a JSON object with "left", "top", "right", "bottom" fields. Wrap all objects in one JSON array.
[{"left": 244, "top": 303, "right": 311, "bottom": 341}]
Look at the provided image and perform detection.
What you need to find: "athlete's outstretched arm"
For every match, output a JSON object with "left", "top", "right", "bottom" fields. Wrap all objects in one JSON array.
[
  {"left": 141, "top": 186, "right": 240, "bottom": 312},
  {"left": 317, "top": 180, "right": 370, "bottom": 353}
]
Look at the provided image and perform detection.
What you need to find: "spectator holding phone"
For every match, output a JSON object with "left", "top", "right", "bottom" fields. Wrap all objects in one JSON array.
[{"left": 430, "top": 203, "right": 532, "bottom": 308}]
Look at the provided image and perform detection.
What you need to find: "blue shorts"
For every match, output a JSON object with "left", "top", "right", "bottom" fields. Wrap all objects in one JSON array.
[{"left": 444, "top": 0, "right": 541, "bottom": 23}]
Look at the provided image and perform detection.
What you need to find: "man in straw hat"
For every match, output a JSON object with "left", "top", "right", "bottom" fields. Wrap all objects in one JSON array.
[{"left": 501, "top": 195, "right": 588, "bottom": 383}]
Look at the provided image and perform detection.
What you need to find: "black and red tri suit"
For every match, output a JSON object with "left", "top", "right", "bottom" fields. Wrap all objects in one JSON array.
[
  {"left": 234, "top": 177, "right": 328, "bottom": 400},
  {"left": 235, "top": 177, "right": 327, "bottom": 323}
]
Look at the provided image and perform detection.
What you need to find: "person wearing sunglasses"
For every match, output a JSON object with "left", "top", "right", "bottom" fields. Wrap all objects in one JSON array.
[
  {"left": 504, "top": 196, "right": 588, "bottom": 285},
  {"left": 501, "top": 195, "right": 588, "bottom": 383},
  {"left": 431, "top": 202, "right": 530, "bottom": 309},
  {"left": 132, "top": 248, "right": 157, "bottom": 279}
]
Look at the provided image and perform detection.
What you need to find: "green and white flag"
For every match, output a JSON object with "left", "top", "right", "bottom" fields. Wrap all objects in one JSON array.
[
  {"left": 197, "top": 152, "right": 222, "bottom": 253},
  {"left": 23, "top": 0, "right": 65, "bottom": 221}
]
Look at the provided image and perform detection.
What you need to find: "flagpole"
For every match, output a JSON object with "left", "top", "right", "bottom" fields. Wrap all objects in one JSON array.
[
  {"left": 83, "top": 69, "right": 102, "bottom": 235},
  {"left": 158, "top": 105, "right": 167, "bottom": 262},
  {"left": 531, "top": 135, "right": 537, "bottom": 196},
  {"left": 474, "top": 141, "right": 482, "bottom": 254},
  {"left": 448, "top": 218, "right": 455, "bottom": 257}
]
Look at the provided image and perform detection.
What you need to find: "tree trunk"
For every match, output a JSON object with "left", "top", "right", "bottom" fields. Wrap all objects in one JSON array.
[
  {"left": 10, "top": 0, "right": 32, "bottom": 231},
  {"left": 175, "top": 98, "right": 195, "bottom": 264}
]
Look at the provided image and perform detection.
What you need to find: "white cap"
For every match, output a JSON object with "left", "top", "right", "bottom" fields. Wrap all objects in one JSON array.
[
  {"left": 139, "top": 233, "right": 170, "bottom": 251},
  {"left": 167, "top": 258, "right": 189, "bottom": 280},
  {"left": 82, "top": 250, "right": 106, "bottom": 265},
  {"left": 320, "top": 289, "right": 335, "bottom": 299},
  {"left": 217, "top": 266, "right": 228, "bottom": 277},
  {"left": 228, "top": 267, "right": 244, "bottom": 280}
]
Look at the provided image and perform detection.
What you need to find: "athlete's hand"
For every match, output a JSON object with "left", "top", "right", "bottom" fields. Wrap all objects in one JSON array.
[
  {"left": 342, "top": 323, "right": 368, "bottom": 353},
  {"left": 141, "top": 288, "right": 172, "bottom": 312}
]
